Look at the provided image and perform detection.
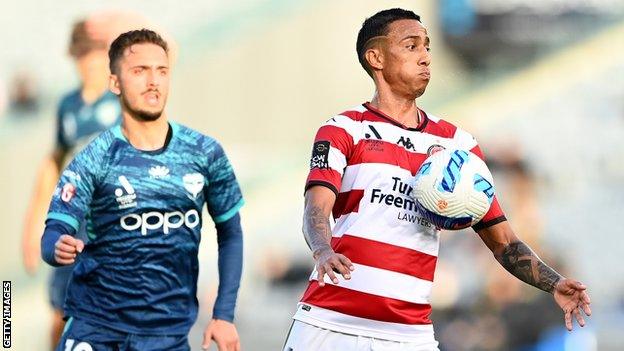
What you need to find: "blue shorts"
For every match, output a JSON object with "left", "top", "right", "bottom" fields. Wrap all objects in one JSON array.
[
  {"left": 57, "top": 317, "right": 190, "bottom": 351},
  {"left": 49, "top": 264, "right": 74, "bottom": 311}
]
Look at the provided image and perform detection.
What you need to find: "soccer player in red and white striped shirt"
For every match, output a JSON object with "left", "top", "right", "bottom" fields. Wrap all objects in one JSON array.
[{"left": 283, "top": 8, "right": 591, "bottom": 351}]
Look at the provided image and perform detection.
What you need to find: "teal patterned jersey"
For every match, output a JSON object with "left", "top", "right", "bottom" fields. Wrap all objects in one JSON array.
[
  {"left": 46, "top": 121, "right": 244, "bottom": 334},
  {"left": 57, "top": 89, "right": 121, "bottom": 164}
]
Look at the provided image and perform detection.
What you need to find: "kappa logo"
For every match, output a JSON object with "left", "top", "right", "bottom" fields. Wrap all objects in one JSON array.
[
  {"left": 115, "top": 176, "right": 137, "bottom": 209},
  {"left": 149, "top": 165, "right": 170, "bottom": 179},
  {"left": 397, "top": 136, "right": 416, "bottom": 151},
  {"left": 183, "top": 173, "right": 204, "bottom": 200}
]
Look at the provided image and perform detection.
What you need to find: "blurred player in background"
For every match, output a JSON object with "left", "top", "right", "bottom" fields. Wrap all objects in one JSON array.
[
  {"left": 83, "top": 10, "right": 178, "bottom": 66},
  {"left": 21, "top": 18, "right": 121, "bottom": 350},
  {"left": 284, "top": 8, "right": 592, "bottom": 351},
  {"left": 41, "top": 29, "right": 243, "bottom": 351}
]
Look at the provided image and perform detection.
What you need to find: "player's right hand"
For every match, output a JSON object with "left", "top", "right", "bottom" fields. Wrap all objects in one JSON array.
[
  {"left": 54, "top": 235, "right": 84, "bottom": 265},
  {"left": 314, "top": 247, "right": 355, "bottom": 287}
]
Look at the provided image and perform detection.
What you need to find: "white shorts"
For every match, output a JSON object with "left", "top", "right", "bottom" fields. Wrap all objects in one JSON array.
[{"left": 283, "top": 320, "right": 440, "bottom": 351}]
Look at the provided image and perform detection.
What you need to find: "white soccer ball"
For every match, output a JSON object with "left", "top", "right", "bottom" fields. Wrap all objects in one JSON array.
[{"left": 413, "top": 149, "right": 495, "bottom": 230}]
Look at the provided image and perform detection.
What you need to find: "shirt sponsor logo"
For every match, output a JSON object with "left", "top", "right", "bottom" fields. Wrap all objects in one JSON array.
[
  {"left": 370, "top": 177, "right": 433, "bottom": 227},
  {"left": 149, "top": 165, "right": 170, "bottom": 179},
  {"left": 370, "top": 177, "right": 417, "bottom": 211},
  {"left": 120, "top": 209, "right": 200, "bottom": 235},
  {"left": 115, "top": 176, "right": 137, "bottom": 209},
  {"left": 183, "top": 173, "right": 204, "bottom": 200},
  {"left": 310, "top": 141, "right": 330, "bottom": 169},
  {"left": 363, "top": 139, "right": 385, "bottom": 152}
]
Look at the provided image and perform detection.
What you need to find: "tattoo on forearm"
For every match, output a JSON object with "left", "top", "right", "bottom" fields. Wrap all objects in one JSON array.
[
  {"left": 303, "top": 205, "right": 332, "bottom": 256},
  {"left": 496, "top": 241, "right": 562, "bottom": 293}
]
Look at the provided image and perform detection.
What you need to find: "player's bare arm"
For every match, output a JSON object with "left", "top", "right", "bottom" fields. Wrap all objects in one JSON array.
[
  {"left": 477, "top": 221, "right": 592, "bottom": 331},
  {"left": 303, "top": 186, "right": 334, "bottom": 254},
  {"left": 21, "top": 149, "right": 67, "bottom": 274},
  {"left": 303, "top": 186, "right": 354, "bottom": 286}
]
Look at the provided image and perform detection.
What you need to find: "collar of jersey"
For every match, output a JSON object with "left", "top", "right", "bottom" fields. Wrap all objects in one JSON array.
[
  {"left": 112, "top": 121, "right": 179, "bottom": 155},
  {"left": 363, "top": 102, "right": 429, "bottom": 131}
]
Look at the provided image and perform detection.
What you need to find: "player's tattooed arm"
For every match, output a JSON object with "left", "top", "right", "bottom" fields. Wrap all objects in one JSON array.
[
  {"left": 303, "top": 204, "right": 333, "bottom": 257},
  {"left": 303, "top": 185, "right": 354, "bottom": 285},
  {"left": 496, "top": 241, "right": 562, "bottom": 293},
  {"left": 478, "top": 221, "right": 591, "bottom": 330},
  {"left": 477, "top": 221, "right": 562, "bottom": 294}
]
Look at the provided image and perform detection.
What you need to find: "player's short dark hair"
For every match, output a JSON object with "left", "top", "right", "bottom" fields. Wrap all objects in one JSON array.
[
  {"left": 108, "top": 29, "right": 169, "bottom": 74},
  {"left": 356, "top": 8, "right": 422, "bottom": 77},
  {"left": 68, "top": 20, "right": 107, "bottom": 58}
]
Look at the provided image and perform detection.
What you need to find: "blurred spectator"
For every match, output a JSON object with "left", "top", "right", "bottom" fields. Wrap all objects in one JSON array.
[
  {"left": 9, "top": 69, "right": 40, "bottom": 115},
  {"left": 485, "top": 140, "right": 544, "bottom": 247},
  {"left": 0, "top": 77, "right": 7, "bottom": 118},
  {"left": 259, "top": 247, "right": 311, "bottom": 287},
  {"left": 84, "top": 10, "right": 179, "bottom": 66}
]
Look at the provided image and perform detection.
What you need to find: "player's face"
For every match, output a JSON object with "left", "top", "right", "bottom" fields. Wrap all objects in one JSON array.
[
  {"left": 379, "top": 19, "right": 431, "bottom": 99},
  {"left": 110, "top": 43, "right": 169, "bottom": 121},
  {"left": 75, "top": 49, "right": 109, "bottom": 83}
]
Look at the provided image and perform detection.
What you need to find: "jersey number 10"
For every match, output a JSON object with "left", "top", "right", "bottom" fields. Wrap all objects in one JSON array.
[{"left": 64, "top": 339, "right": 93, "bottom": 351}]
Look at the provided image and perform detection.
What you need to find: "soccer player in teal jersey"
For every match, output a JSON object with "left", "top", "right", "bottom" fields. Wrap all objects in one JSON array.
[
  {"left": 41, "top": 30, "right": 244, "bottom": 351},
  {"left": 21, "top": 19, "right": 121, "bottom": 349}
]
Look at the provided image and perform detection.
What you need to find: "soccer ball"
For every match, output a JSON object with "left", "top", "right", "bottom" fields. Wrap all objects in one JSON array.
[{"left": 413, "top": 149, "right": 495, "bottom": 230}]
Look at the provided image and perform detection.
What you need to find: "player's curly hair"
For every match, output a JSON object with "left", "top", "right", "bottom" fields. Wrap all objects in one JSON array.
[
  {"left": 108, "top": 29, "right": 169, "bottom": 74},
  {"left": 356, "top": 8, "right": 422, "bottom": 77}
]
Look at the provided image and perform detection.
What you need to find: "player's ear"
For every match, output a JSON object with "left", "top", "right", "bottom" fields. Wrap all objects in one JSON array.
[
  {"left": 365, "top": 47, "right": 384, "bottom": 72},
  {"left": 109, "top": 73, "right": 121, "bottom": 96}
]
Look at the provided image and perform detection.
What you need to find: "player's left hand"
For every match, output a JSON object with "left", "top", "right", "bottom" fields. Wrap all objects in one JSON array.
[
  {"left": 202, "top": 318, "right": 240, "bottom": 351},
  {"left": 553, "top": 278, "right": 592, "bottom": 331}
]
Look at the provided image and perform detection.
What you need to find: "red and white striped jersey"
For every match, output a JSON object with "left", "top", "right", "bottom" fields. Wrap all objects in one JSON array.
[{"left": 293, "top": 103, "right": 506, "bottom": 342}]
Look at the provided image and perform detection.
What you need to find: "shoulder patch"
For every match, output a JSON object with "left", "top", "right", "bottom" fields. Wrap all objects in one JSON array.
[{"left": 310, "top": 141, "right": 330, "bottom": 169}]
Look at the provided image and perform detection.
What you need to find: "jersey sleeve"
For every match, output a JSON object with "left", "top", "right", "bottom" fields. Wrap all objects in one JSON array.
[
  {"left": 469, "top": 144, "right": 507, "bottom": 231},
  {"left": 451, "top": 127, "right": 507, "bottom": 230},
  {"left": 305, "top": 117, "right": 355, "bottom": 195},
  {"left": 204, "top": 142, "right": 244, "bottom": 224},
  {"left": 46, "top": 138, "right": 105, "bottom": 232}
]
